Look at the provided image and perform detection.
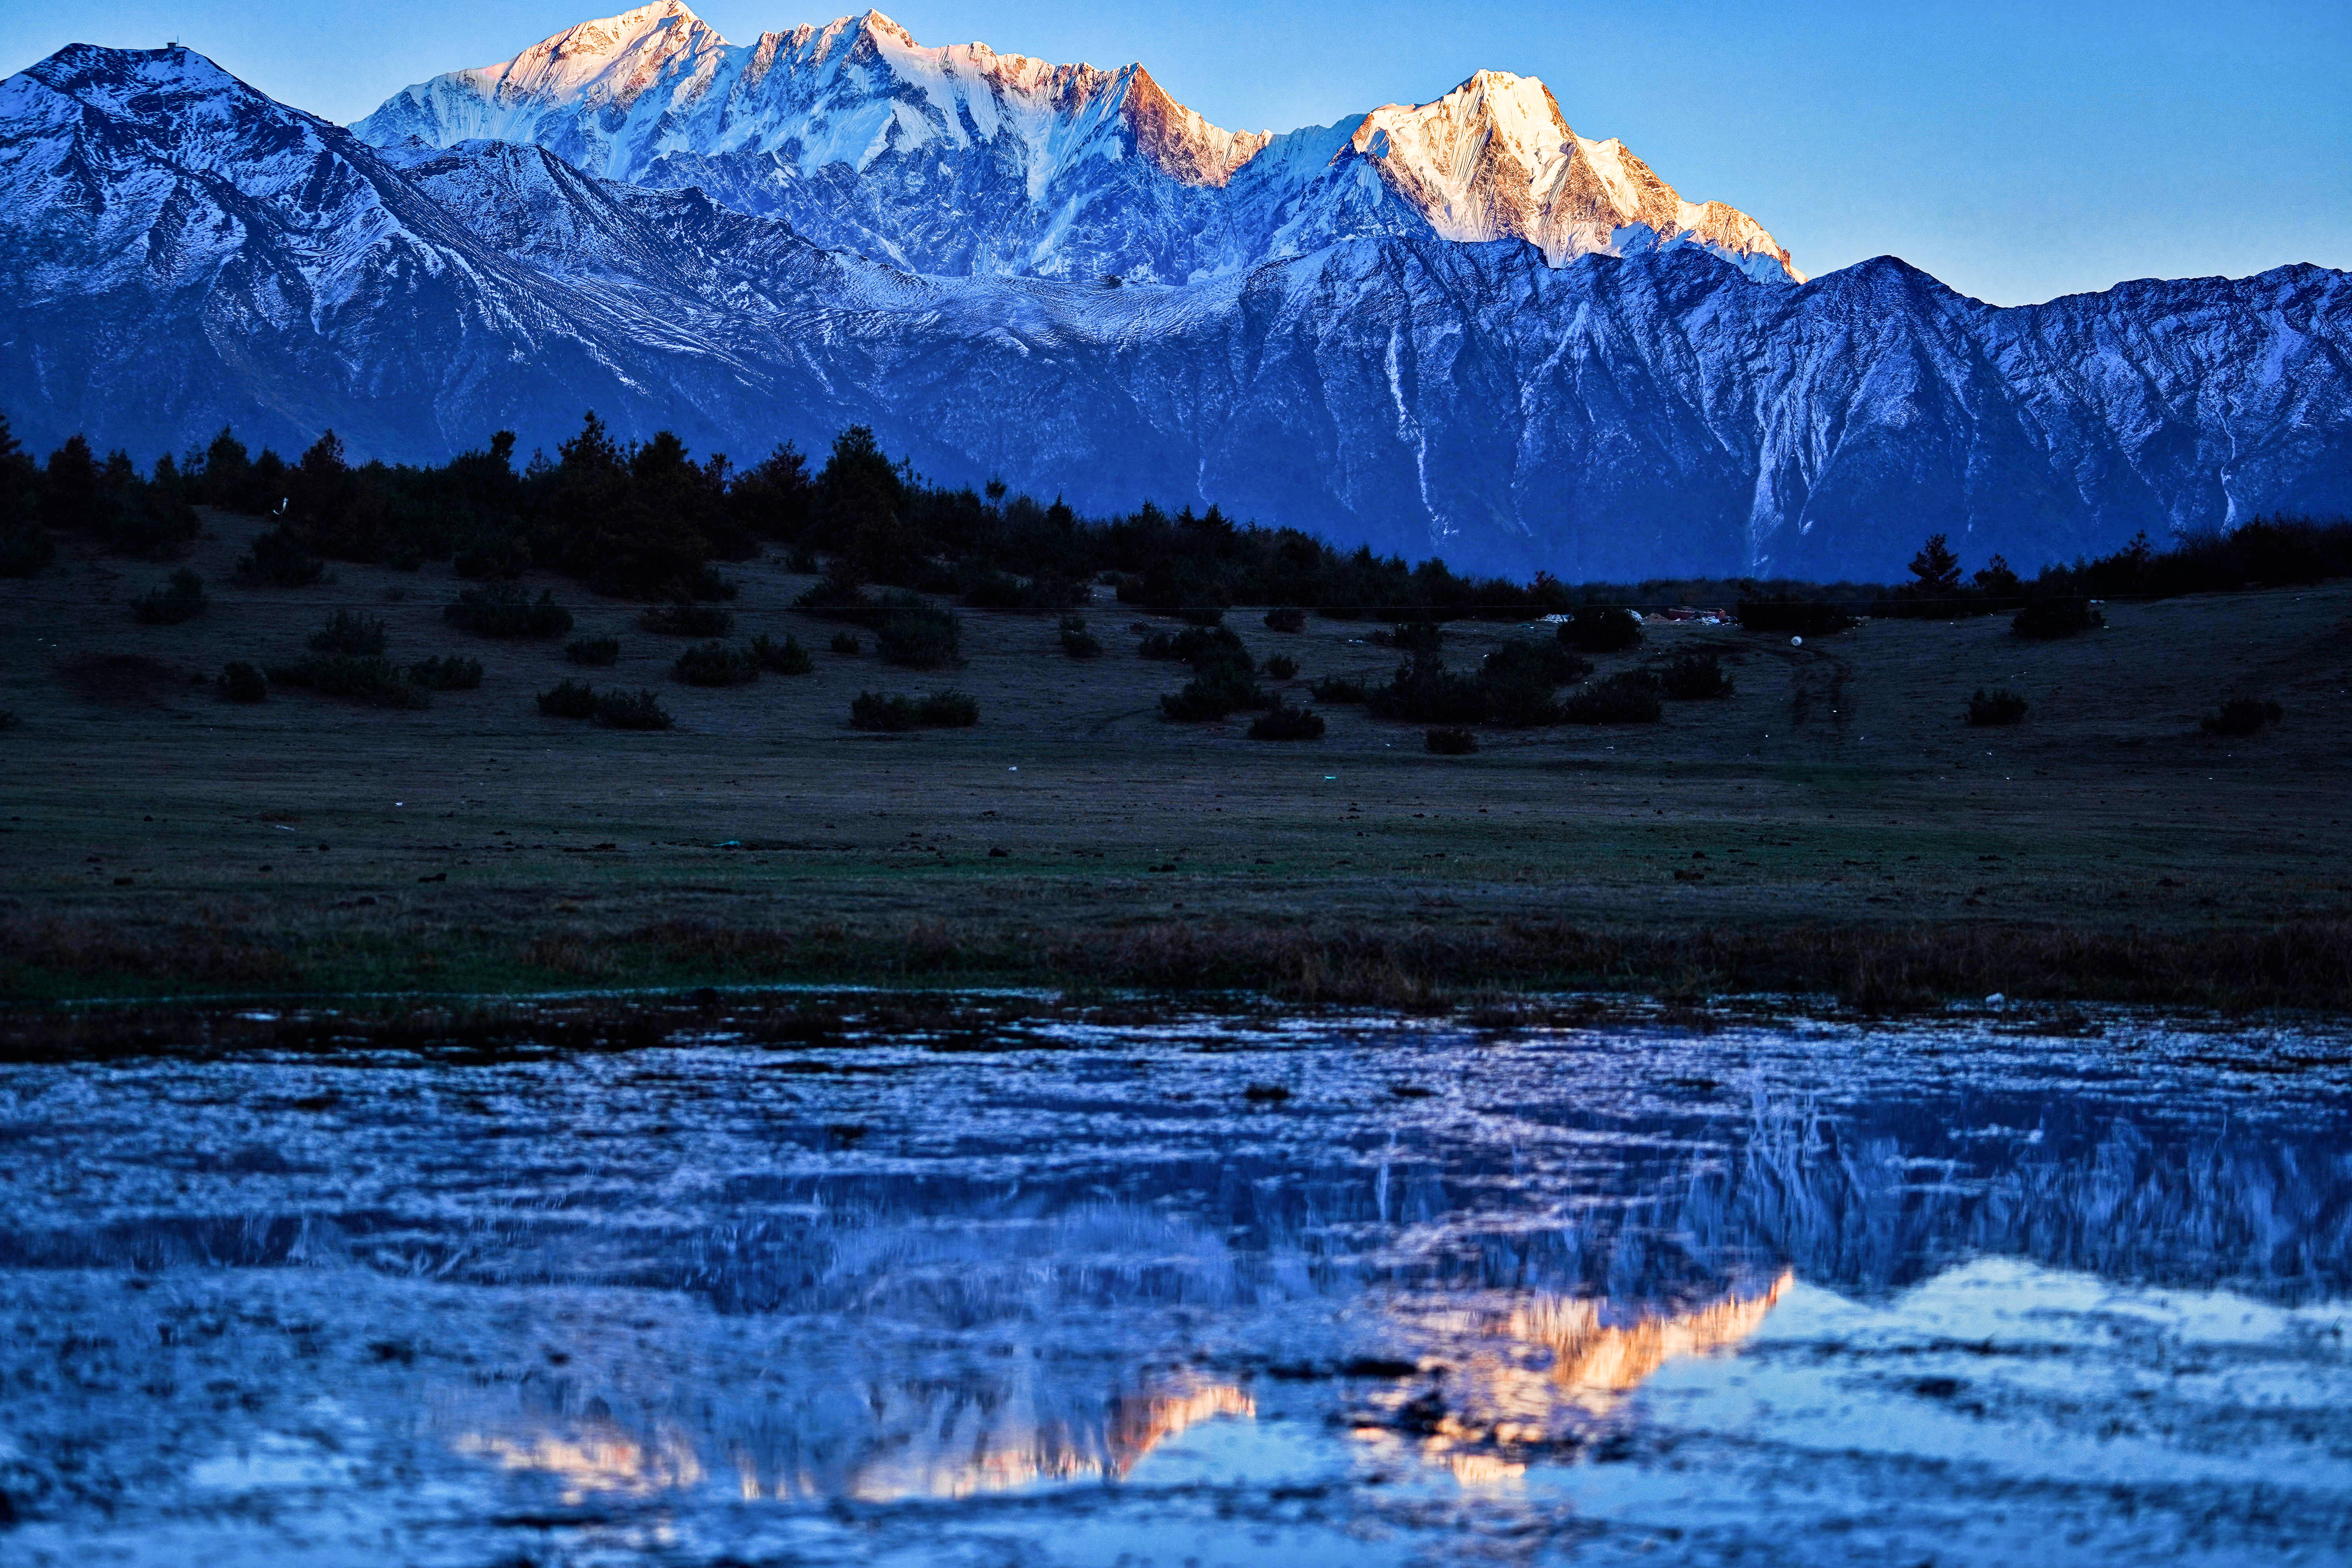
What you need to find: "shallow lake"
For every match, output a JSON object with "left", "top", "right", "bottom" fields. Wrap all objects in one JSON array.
[{"left": 3, "top": 1007, "right": 2350, "bottom": 1565}]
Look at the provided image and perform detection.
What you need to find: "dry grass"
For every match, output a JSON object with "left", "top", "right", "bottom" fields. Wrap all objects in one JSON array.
[{"left": 2, "top": 512, "right": 2350, "bottom": 1010}]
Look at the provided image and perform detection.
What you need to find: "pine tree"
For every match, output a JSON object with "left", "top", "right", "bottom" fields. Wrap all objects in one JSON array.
[{"left": 1907, "top": 533, "right": 1963, "bottom": 595}]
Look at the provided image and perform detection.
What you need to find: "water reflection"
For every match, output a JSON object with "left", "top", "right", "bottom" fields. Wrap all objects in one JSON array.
[{"left": 2, "top": 1016, "right": 2349, "bottom": 1565}]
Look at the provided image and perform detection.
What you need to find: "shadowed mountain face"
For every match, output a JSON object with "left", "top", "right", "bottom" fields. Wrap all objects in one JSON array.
[{"left": 4, "top": 40, "right": 2349, "bottom": 578}]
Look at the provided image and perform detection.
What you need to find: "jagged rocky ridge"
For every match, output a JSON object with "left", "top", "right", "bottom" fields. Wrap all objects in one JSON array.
[
  {"left": 1, "top": 33, "right": 2347, "bottom": 579},
  {"left": 353, "top": 3, "right": 1802, "bottom": 287}
]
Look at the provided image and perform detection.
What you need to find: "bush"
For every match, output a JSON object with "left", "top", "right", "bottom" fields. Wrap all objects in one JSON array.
[
  {"left": 1366, "top": 656, "right": 1488, "bottom": 725},
  {"left": 851, "top": 690, "right": 978, "bottom": 731},
  {"left": 1966, "top": 688, "right": 2028, "bottom": 726},
  {"left": 795, "top": 575, "right": 878, "bottom": 622},
  {"left": 1263, "top": 654, "right": 1299, "bottom": 681},
  {"left": 0, "top": 710, "right": 16, "bottom": 731},
  {"left": 876, "top": 599, "right": 963, "bottom": 668},
  {"left": 674, "top": 641, "right": 760, "bottom": 686},
  {"left": 0, "top": 526, "right": 53, "bottom": 578},
  {"left": 1562, "top": 671, "right": 1662, "bottom": 724},
  {"left": 640, "top": 602, "right": 734, "bottom": 637},
  {"left": 408, "top": 655, "right": 483, "bottom": 691},
  {"left": 917, "top": 690, "right": 979, "bottom": 727},
  {"left": 276, "top": 654, "right": 429, "bottom": 708},
  {"left": 1370, "top": 621, "right": 1443, "bottom": 653},
  {"left": 1263, "top": 607, "right": 1306, "bottom": 633},
  {"left": 750, "top": 632, "right": 814, "bottom": 674},
  {"left": 133, "top": 568, "right": 207, "bottom": 624},
  {"left": 1659, "top": 652, "right": 1734, "bottom": 699},
  {"left": 1425, "top": 727, "right": 1477, "bottom": 755},
  {"left": 537, "top": 679, "right": 598, "bottom": 718},
  {"left": 236, "top": 526, "right": 324, "bottom": 587},
  {"left": 446, "top": 584, "right": 573, "bottom": 638},
  {"left": 1179, "top": 604, "right": 1226, "bottom": 627},
  {"left": 2202, "top": 697, "right": 2282, "bottom": 737},
  {"left": 1478, "top": 638, "right": 1586, "bottom": 726},
  {"left": 1059, "top": 613, "right": 1102, "bottom": 659},
  {"left": 690, "top": 566, "right": 739, "bottom": 602},
  {"left": 565, "top": 636, "right": 619, "bottom": 666},
  {"left": 829, "top": 632, "right": 861, "bottom": 655},
  {"left": 452, "top": 536, "right": 530, "bottom": 580},
  {"left": 308, "top": 610, "right": 387, "bottom": 656},
  {"left": 1139, "top": 625, "right": 1245, "bottom": 662},
  {"left": 596, "top": 689, "right": 674, "bottom": 730},
  {"left": 2013, "top": 597, "right": 2104, "bottom": 640},
  {"left": 216, "top": 661, "right": 268, "bottom": 702},
  {"left": 1311, "top": 674, "right": 1369, "bottom": 704},
  {"left": 1248, "top": 702, "right": 1325, "bottom": 740},
  {"left": 1559, "top": 606, "right": 1644, "bottom": 653},
  {"left": 1737, "top": 596, "right": 1855, "bottom": 635}
]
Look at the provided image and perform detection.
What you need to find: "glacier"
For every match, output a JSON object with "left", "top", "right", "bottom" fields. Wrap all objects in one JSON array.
[{"left": 0, "top": 24, "right": 2347, "bottom": 580}]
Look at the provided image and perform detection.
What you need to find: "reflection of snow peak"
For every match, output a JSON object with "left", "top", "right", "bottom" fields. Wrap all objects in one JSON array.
[
  {"left": 1511, "top": 1270, "right": 1793, "bottom": 1404},
  {"left": 455, "top": 1374, "right": 1254, "bottom": 1504}
]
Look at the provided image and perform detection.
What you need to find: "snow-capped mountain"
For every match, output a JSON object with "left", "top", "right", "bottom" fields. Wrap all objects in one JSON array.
[
  {"left": 3, "top": 40, "right": 2347, "bottom": 580},
  {"left": 353, "top": 4, "right": 1801, "bottom": 285}
]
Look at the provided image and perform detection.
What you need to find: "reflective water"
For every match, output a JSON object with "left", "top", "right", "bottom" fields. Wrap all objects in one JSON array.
[{"left": 3, "top": 1010, "right": 2350, "bottom": 1565}]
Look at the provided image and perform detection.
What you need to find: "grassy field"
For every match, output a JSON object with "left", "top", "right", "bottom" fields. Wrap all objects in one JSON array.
[{"left": 3, "top": 509, "right": 2349, "bottom": 1010}]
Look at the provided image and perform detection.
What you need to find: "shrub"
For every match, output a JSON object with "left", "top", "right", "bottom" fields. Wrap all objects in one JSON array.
[
  {"left": 1737, "top": 596, "right": 1855, "bottom": 635},
  {"left": 750, "top": 632, "right": 814, "bottom": 674},
  {"left": 690, "top": 566, "right": 739, "bottom": 602},
  {"left": 2202, "top": 697, "right": 2282, "bottom": 737},
  {"left": 133, "top": 568, "right": 208, "bottom": 624},
  {"left": 2013, "top": 597, "right": 2104, "bottom": 640},
  {"left": 1059, "top": 613, "right": 1102, "bottom": 659},
  {"left": 640, "top": 602, "right": 734, "bottom": 637},
  {"left": 236, "top": 526, "right": 324, "bottom": 587},
  {"left": 876, "top": 599, "right": 963, "bottom": 668},
  {"left": 850, "top": 691, "right": 920, "bottom": 731},
  {"left": 1966, "top": 688, "right": 2028, "bottom": 726},
  {"left": 1311, "top": 674, "right": 1369, "bottom": 704},
  {"left": 308, "top": 610, "right": 386, "bottom": 656},
  {"left": 277, "top": 655, "right": 430, "bottom": 708},
  {"left": 1479, "top": 638, "right": 1586, "bottom": 726},
  {"left": 1562, "top": 671, "right": 1662, "bottom": 724},
  {"left": 1425, "top": 726, "right": 1477, "bottom": 755},
  {"left": 565, "top": 636, "right": 619, "bottom": 666},
  {"left": 1366, "top": 656, "right": 1488, "bottom": 725},
  {"left": 674, "top": 641, "right": 760, "bottom": 686},
  {"left": 1179, "top": 604, "right": 1226, "bottom": 627},
  {"left": 452, "top": 537, "right": 530, "bottom": 580},
  {"left": 596, "top": 689, "right": 674, "bottom": 730},
  {"left": 216, "top": 661, "right": 268, "bottom": 702},
  {"left": 795, "top": 575, "right": 878, "bottom": 622},
  {"left": 1659, "top": 652, "right": 1734, "bottom": 699},
  {"left": 446, "top": 584, "right": 573, "bottom": 638},
  {"left": 918, "top": 690, "right": 979, "bottom": 727},
  {"left": 408, "top": 655, "right": 483, "bottom": 691},
  {"left": 1263, "top": 607, "right": 1306, "bottom": 633},
  {"left": 1370, "top": 621, "right": 1443, "bottom": 653},
  {"left": 537, "top": 679, "right": 598, "bottom": 718},
  {"left": 829, "top": 631, "right": 861, "bottom": 655},
  {"left": 0, "top": 710, "right": 18, "bottom": 731},
  {"left": 0, "top": 525, "right": 53, "bottom": 578},
  {"left": 851, "top": 690, "right": 979, "bottom": 731},
  {"left": 1264, "top": 653, "right": 1299, "bottom": 681},
  {"left": 1248, "top": 702, "right": 1325, "bottom": 740},
  {"left": 1559, "top": 606, "right": 1644, "bottom": 653}
]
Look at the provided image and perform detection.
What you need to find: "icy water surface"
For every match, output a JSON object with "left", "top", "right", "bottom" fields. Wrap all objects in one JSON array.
[{"left": 4, "top": 1010, "right": 2351, "bottom": 1566}]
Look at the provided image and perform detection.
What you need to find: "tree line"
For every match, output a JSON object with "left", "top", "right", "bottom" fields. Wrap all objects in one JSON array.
[{"left": 4, "top": 410, "right": 2346, "bottom": 617}]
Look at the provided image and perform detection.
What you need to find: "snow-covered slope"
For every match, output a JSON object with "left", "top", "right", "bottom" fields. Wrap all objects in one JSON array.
[
  {"left": 354, "top": 4, "right": 1799, "bottom": 285},
  {"left": 5, "top": 44, "right": 2349, "bottom": 581}
]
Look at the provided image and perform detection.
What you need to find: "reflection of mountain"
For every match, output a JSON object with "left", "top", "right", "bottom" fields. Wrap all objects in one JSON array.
[
  {"left": 1507, "top": 1270, "right": 1793, "bottom": 1405},
  {"left": 454, "top": 1372, "right": 1252, "bottom": 1503}
]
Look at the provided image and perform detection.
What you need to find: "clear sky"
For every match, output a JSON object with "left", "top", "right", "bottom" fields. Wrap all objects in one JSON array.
[{"left": 11, "top": 0, "right": 2349, "bottom": 304}]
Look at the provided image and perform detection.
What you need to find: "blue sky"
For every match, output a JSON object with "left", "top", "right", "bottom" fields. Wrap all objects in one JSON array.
[{"left": 12, "top": 0, "right": 2349, "bottom": 303}]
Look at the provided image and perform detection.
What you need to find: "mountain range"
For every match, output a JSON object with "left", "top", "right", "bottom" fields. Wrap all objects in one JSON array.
[{"left": 2, "top": 5, "right": 2346, "bottom": 579}]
